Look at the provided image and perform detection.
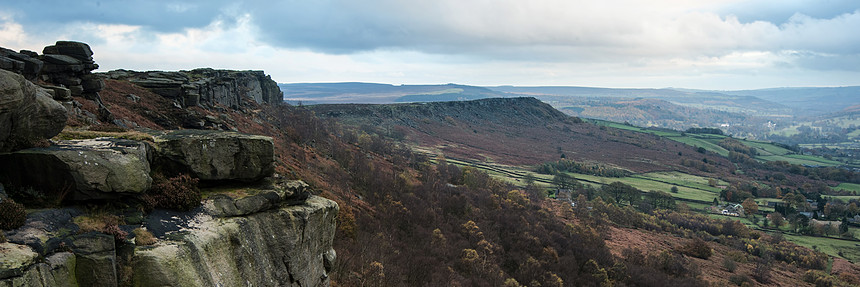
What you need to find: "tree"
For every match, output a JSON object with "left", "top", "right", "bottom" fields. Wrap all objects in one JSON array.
[
  {"left": 839, "top": 217, "right": 850, "bottom": 234},
  {"left": 522, "top": 173, "right": 536, "bottom": 186},
  {"left": 742, "top": 198, "right": 758, "bottom": 217},
  {"left": 603, "top": 182, "right": 640, "bottom": 206},
  {"left": 768, "top": 212, "right": 785, "bottom": 228},
  {"left": 647, "top": 191, "right": 676, "bottom": 210},
  {"left": 670, "top": 186, "right": 679, "bottom": 193},
  {"left": 712, "top": 197, "right": 720, "bottom": 206},
  {"left": 552, "top": 173, "right": 577, "bottom": 190}
]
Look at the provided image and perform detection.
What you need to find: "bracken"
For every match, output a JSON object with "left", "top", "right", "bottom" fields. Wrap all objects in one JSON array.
[{"left": 0, "top": 198, "right": 26, "bottom": 230}]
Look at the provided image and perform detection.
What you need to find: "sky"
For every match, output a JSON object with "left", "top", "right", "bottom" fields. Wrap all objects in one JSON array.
[{"left": 1, "top": 0, "right": 859, "bottom": 90}]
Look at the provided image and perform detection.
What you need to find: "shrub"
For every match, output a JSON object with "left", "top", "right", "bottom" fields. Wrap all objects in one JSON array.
[
  {"left": 0, "top": 198, "right": 27, "bottom": 230},
  {"left": 103, "top": 224, "right": 129, "bottom": 241},
  {"left": 722, "top": 257, "right": 737, "bottom": 272},
  {"left": 133, "top": 228, "right": 157, "bottom": 246},
  {"left": 679, "top": 238, "right": 712, "bottom": 259},
  {"left": 142, "top": 174, "right": 201, "bottom": 211},
  {"left": 0, "top": 231, "right": 6, "bottom": 243},
  {"left": 74, "top": 213, "right": 128, "bottom": 241},
  {"left": 728, "top": 274, "right": 752, "bottom": 286}
]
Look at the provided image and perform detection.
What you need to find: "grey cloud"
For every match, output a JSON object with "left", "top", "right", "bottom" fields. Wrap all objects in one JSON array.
[{"left": 3, "top": 0, "right": 232, "bottom": 33}]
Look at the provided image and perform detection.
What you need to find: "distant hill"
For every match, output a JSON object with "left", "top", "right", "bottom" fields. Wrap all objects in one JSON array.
[
  {"left": 282, "top": 82, "right": 860, "bottom": 142},
  {"left": 488, "top": 86, "right": 791, "bottom": 117},
  {"left": 716, "top": 86, "right": 860, "bottom": 117},
  {"left": 279, "top": 82, "right": 507, "bottom": 104}
]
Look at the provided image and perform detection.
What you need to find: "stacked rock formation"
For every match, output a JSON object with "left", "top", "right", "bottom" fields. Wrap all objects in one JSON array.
[
  {"left": 39, "top": 41, "right": 103, "bottom": 100},
  {"left": 0, "top": 41, "right": 111, "bottom": 123}
]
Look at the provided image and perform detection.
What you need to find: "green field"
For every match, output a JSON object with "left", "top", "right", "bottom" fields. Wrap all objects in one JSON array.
[
  {"left": 740, "top": 140, "right": 792, "bottom": 156},
  {"left": 834, "top": 182, "right": 860, "bottom": 193},
  {"left": 442, "top": 152, "right": 860, "bottom": 263},
  {"left": 590, "top": 119, "right": 845, "bottom": 167},
  {"left": 756, "top": 154, "right": 841, "bottom": 167},
  {"left": 782, "top": 234, "right": 860, "bottom": 262},
  {"left": 824, "top": 195, "right": 860, "bottom": 203}
]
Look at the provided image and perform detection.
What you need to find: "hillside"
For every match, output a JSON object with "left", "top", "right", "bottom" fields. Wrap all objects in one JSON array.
[
  {"left": 308, "top": 97, "right": 737, "bottom": 175},
  {"left": 307, "top": 96, "right": 860, "bottom": 285}
]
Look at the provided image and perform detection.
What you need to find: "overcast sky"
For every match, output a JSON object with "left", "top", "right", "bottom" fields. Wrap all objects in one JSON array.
[{"left": 2, "top": 0, "right": 859, "bottom": 89}]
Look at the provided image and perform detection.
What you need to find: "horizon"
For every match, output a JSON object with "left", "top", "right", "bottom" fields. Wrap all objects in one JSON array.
[
  {"left": 278, "top": 81, "right": 860, "bottom": 91},
  {"left": 2, "top": 1, "right": 860, "bottom": 90}
]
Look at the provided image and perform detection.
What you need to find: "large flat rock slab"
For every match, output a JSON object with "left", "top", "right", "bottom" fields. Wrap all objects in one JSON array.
[
  {"left": 0, "top": 138, "right": 151, "bottom": 200},
  {"left": 152, "top": 130, "right": 274, "bottom": 182}
]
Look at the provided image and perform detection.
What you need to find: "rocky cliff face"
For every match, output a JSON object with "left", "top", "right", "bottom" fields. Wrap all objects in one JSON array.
[
  {"left": 0, "top": 130, "right": 338, "bottom": 286},
  {"left": 1, "top": 41, "right": 337, "bottom": 287},
  {"left": 1, "top": 194, "right": 337, "bottom": 287},
  {"left": 103, "top": 69, "right": 283, "bottom": 108}
]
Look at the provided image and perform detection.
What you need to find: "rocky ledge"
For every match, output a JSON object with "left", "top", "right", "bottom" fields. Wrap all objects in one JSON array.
[
  {"left": 0, "top": 191, "right": 337, "bottom": 287},
  {"left": 103, "top": 68, "right": 283, "bottom": 108}
]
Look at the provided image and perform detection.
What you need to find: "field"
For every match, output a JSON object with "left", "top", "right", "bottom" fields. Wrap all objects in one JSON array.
[
  {"left": 835, "top": 182, "right": 860, "bottom": 193},
  {"left": 590, "top": 119, "right": 845, "bottom": 167},
  {"left": 757, "top": 154, "right": 842, "bottom": 166},
  {"left": 783, "top": 234, "right": 860, "bottom": 262}
]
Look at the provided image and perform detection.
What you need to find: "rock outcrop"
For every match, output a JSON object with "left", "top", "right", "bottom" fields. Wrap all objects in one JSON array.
[
  {"left": 0, "top": 69, "right": 67, "bottom": 152},
  {"left": 0, "top": 190, "right": 337, "bottom": 287},
  {"left": 104, "top": 68, "right": 283, "bottom": 108},
  {"left": 0, "top": 138, "right": 152, "bottom": 200},
  {"left": 0, "top": 48, "right": 42, "bottom": 81},
  {"left": 152, "top": 130, "right": 275, "bottom": 182},
  {"left": 134, "top": 196, "right": 337, "bottom": 287},
  {"left": 0, "top": 41, "right": 111, "bottom": 124}
]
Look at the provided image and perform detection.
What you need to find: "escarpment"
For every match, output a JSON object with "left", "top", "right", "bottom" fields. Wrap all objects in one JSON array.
[
  {"left": 0, "top": 41, "right": 337, "bottom": 287},
  {"left": 103, "top": 68, "right": 283, "bottom": 108}
]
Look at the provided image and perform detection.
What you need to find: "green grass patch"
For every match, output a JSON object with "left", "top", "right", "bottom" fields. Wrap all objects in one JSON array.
[
  {"left": 638, "top": 171, "right": 727, "bottom": 192},
  {"left": 782, "top": 234, "right": 860, "bottom": 262},
  {"left": 563, "top": 172, "right": 719, "bottom": 203},
  {"left": 739, "top": 140, "right": 792, "bottom": 156},
  {"left": 823, "top": 195, "right": 860, "bottom": 203},
  {"left": 756, "top": 154, "right": 840, "bottom": 167},
  {"left": 834, "top": 182, "right": 860, "bottom": 193},
  {"left": 665, "top": 135, "right": 730, "bottom": 157}
]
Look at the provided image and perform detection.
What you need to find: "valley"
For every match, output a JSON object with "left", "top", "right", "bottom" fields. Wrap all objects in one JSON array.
[{"left": 308, "top": 97, "right": 860, "bottom": 271}]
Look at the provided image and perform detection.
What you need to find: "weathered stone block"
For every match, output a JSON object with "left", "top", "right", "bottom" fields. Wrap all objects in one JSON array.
[
  {"left": 153, "top": 130, "right": 274, "bottom": 182},
  {"left": 0, "top": 70, "right": 67, "bottom": 152},
  {"left": 0, "top": 138, "right": 152, "bottom": 200}
]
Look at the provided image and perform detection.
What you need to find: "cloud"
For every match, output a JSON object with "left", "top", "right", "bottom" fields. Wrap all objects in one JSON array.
[{"left": 1, "top": 0, "right": 858, "bottom": 88}]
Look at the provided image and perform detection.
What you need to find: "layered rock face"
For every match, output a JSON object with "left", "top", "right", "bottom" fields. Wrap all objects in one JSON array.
[
  {"left": 0, "top": 130, "right": 336, "bottom": 286},
  {"left": 104, "top": 68, "right": 283, "bottom": 108},
  {"left": 1, "top": 194, "right": 338, "bottom": 287},
  {"left": 0, "top": 70, "right": 67, "bottom": 152},
  {"left": 0, "top": 131, "right": 274, "bottom": 200},
  {"left": 133, "top": 196, "right": 338, "bottom": 287}
]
